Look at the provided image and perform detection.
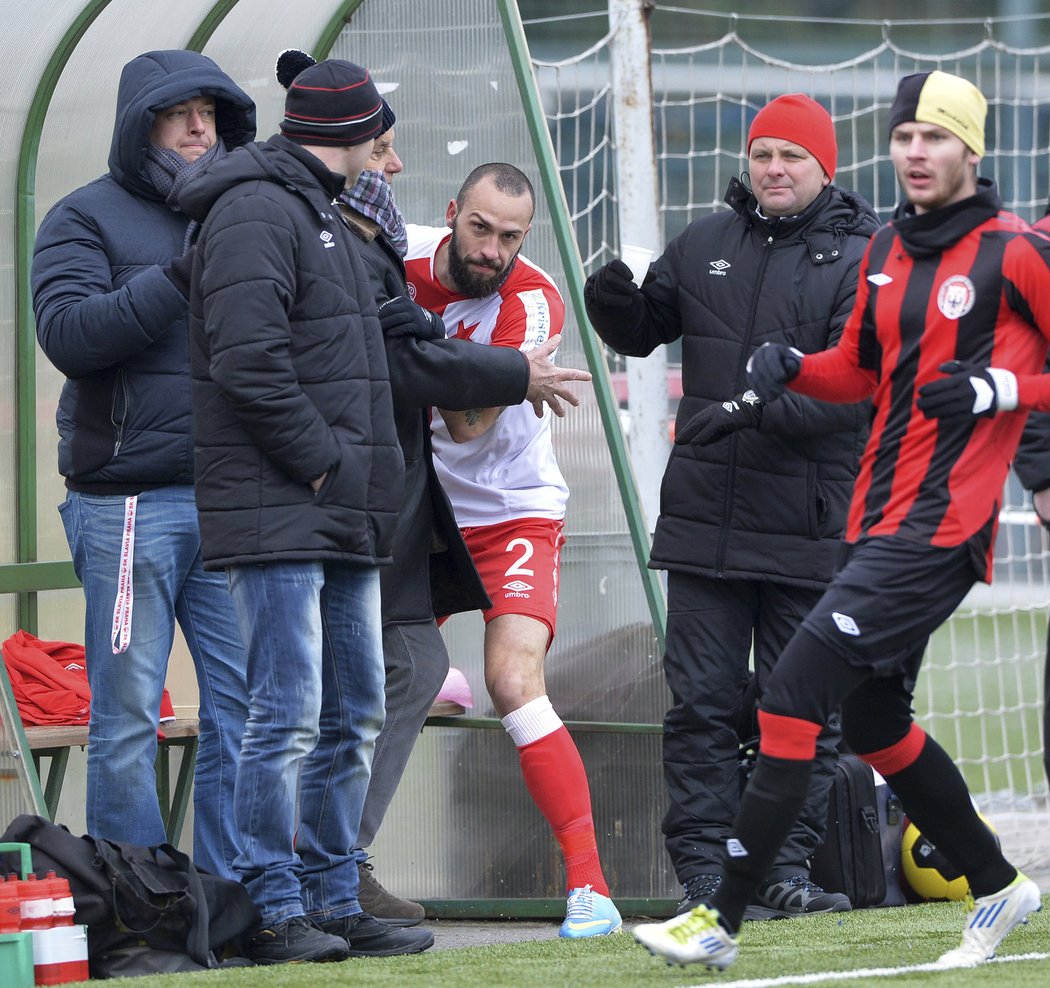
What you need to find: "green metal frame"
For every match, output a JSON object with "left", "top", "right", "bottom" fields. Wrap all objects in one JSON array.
[
  {"left": 495, "top": 0, "right": 666, "bottom": 652},
  {"left": 0, "top": 562, "right": 76, "bottom": 596},
  {"left": 314, "top": 0, "right": 362, "bottom": 58},
  {"left": 185, "top": 0, "right": 243, "bottom": 51},
  {"left": 10, "top": 0, "right": 666, "bottom": 656},
  {"left": 5, "top": 0, "right": 670, "bottom": 911},
  {"left": 153, "top": 734, "right": 199, "bottom": 845},
  {"left": 425, "top": 714, "right": 659, "bottom": 734},
  {"left": 14, "top": 0, "right": 116, "bottom": 632},
  {"left": 0, "top": 658, "right": 47, "bottom": 816}
]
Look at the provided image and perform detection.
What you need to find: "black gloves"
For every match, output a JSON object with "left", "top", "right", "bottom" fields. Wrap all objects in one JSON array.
[
  {"left": 675, "top": 391, "right": 763, "bottom": 445},
  {"left": 163, "top": 247, "right": 195, "bottom": 300},
  {"left": 377, "top": 296, "right": 446, "bottom": 342},
  {"left": 585, "top": 258, "right": 638, "bottom": 309},
  {"left": 916, "top": 361, "right": 1019, "bottom": 418},
  {"left": 746, "top": 342, "right": 804, "bottom": 403}
]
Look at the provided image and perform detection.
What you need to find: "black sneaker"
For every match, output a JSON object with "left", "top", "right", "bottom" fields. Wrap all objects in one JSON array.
[
  {"left": 358, "top": 858, "right": 426, "bottom": 927},
  {"left": 744, "top": 875, "right": 852, "bottom": 921},
  {"left": 247, "top": 915, "right": 351, "bottom": 965},
  {"left": 676, "top": 873, "right": 722, "bottom": 914},
  {"left": 320, "top": 911, "right": 434, "bottom": 957}
]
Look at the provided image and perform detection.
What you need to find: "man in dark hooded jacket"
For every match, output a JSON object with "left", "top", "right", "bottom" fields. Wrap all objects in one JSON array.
[
  {"left": 584, "top": 94, "right": 879, "bottom": 919},
  {"left": 181, "top": 58, "right": 442, "bottom": 966},
  {"left": 32, "top": 49, "right": 255, "bottom": 880}
]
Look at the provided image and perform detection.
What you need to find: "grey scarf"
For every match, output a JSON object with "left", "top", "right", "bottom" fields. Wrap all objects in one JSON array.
[{"left": 144, "top": 139, "right": 226, "bottom": 249}]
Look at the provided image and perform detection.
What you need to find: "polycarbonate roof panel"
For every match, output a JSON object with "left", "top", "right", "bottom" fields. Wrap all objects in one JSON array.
[
  {"left": 201, "top": 1, "right": 353, "bottom": 141},
  {"left": 28, "top": 0, "right": 224, "bottom": 561},
  {"left": 31, "top": 0, "right": 347, "bottom": 223},
  {"left": 22, "top": 0, "right": 347, "bottom": 562}
]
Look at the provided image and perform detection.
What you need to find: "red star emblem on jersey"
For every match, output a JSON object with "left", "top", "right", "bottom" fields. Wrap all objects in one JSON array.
[{"left": 455, "top": 320, "right": 481, "bottom": 340}]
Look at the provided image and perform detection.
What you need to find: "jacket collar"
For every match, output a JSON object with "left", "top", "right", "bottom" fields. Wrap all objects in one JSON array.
[
  {"left": 890, "top": 177, "right": 1001, "bottom": 257},
  {"left": 724, "top": 176, "right": 835, "bottom": 239},
  {"left": 269, "top": 135, "right": 348, "bottom": 202}
]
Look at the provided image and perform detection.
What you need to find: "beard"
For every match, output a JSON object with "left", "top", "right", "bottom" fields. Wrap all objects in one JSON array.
[{"left": 447, "top": 226, "right": 518, "bottom": 298}]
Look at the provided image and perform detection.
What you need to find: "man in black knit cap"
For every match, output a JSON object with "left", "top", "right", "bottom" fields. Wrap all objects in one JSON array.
[
  {"left": 634, "top": 69, "right": 1046, "bottom": 972},
  {"left": 180, "top": 58, "right": 431, "bottom": 964}
]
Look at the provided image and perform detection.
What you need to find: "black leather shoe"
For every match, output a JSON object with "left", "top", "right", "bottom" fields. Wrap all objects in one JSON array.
[
  {"left": 247, "top": 915, "right": 350, "bottom": 965},
  {"left": 320, "top": 911, "right": 434, "bottom": 957}
]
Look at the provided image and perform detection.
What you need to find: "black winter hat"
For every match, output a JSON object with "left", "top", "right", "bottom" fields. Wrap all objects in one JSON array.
[
  {"left": 279, "top": 57, "right": 384, "bottom": 147},
  {"left": 276, "top": 49, "right": 395, "bottom": 138}
]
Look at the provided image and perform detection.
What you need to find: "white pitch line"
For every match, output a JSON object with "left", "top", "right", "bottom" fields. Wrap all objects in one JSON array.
[{"left": 675, "top": 951, "right": 1050, "bottom": 988}]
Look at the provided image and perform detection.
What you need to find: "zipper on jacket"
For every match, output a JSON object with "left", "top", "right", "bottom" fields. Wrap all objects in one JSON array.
[
  {"left": 715, "top": 233, "right": 774, "bottom": 576},
  {"left": 111, "top": 369, "right": 129, "bottom": 457}
]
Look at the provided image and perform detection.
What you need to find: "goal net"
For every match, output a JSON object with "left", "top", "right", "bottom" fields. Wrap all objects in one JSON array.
[{"left": 530, "top": 5, "right": 1050, "bottom": 879}]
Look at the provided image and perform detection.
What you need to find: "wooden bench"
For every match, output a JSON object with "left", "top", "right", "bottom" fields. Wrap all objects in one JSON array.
[
  {"left": 14, "top": 700, "right": 464, "bottom": 849},
  {"left": 425, "top": 700, "right": 466, "bottom": 719},
  {"left": 23, "top": 718, "right": 199, "bottom": 845}
]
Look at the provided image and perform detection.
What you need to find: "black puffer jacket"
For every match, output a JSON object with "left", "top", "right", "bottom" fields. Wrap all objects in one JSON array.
[
  {"left": 181, "top": 136, "right": 403, "bottom": 568},
  {"left": 341, "top": 207, "right": 529, "bottom": 620},
  {"left": 32, "top": 50, "right": 255, "bottom": 493},
  {"left": 1015, "top": 410, "right": 1050, "bottom": 494},
  {"left": 1014, "top": 212, "right": 1050, "bottom": 497},
  {"left": 586, "top": 180, "right": 879, "bottom": 587}
]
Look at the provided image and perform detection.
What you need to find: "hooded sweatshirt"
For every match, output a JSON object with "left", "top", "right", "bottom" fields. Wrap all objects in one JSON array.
[{"left": 32, "top": 50, "right": 256, "bottom": 492}]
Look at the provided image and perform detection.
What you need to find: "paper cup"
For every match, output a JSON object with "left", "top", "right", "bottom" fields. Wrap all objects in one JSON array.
[{"left": 620, "top": 243, "right": 655, "bottom": 287}]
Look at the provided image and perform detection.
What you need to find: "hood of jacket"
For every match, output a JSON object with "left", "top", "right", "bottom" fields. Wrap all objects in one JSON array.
[
  {"left": 179, "top": 134, "right": 347, "bottom": 222},
  {"left": 108, "top": 49, "right": 256, "bottom": 200}
]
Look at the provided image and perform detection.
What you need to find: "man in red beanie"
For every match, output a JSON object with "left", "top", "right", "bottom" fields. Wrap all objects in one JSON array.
[
  {"left": 633, "top": 69, "right": 1046, "bottom": 973},
  {"left": 584, "top": 94, "right": 879, "bottom": 920}
]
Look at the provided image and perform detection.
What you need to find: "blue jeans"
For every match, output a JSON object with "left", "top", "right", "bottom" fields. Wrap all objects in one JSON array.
[
  {"left": 59, "top": 487, "right": 248, "bottom": 878},
  {"left": 227, "top": 560, "right": 385, "bottom": 925}
]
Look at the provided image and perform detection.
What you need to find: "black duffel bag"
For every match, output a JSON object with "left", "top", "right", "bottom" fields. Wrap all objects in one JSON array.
[{"left": 1, "top": 814, "right": 259, "bottom": 976}]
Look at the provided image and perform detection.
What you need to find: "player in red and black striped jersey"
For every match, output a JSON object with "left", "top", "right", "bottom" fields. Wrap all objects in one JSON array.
[{"left": 634, "top": 70, "right": 1044, "bottom": 971}]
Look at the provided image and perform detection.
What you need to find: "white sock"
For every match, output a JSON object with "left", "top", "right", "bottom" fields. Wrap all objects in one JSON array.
[{"left": 501, "top": 694, "right": 562, "bottom": 746}]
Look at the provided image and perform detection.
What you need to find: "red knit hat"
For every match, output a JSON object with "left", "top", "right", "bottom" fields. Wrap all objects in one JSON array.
[{"left": 747, "top": 94, "right": 838, "bottom": 180}]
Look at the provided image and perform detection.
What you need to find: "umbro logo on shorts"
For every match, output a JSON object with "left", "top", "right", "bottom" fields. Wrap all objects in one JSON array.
[
  {"left": 503, "top": 580, "right": 533, "bottom": 599},
  {"left": 832, "top": 611, "right": 861, "bottom": 636}
]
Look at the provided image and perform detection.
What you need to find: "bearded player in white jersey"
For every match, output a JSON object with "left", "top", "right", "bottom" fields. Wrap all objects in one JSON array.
[{"left": 404, "top": 162, "right": 621, "bottom": 938}]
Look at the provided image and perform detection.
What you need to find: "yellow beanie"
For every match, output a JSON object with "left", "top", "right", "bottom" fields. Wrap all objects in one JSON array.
[{"left": 887, "top": 70, "right": 987, "bottom": 158}]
